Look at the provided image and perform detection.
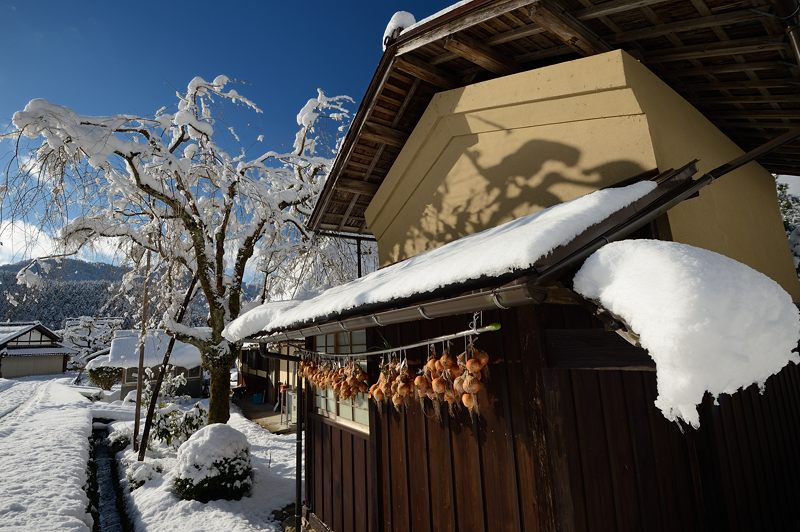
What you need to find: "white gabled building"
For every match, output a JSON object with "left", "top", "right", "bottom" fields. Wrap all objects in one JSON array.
[{"left": 0, "top": 322, "right": 76, "bottom": 378}]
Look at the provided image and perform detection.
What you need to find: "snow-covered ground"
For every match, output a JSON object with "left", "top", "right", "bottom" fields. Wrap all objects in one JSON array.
[
  {"left": 0, "top": 376, "right": 56, "bottom": 419},
  {"left": 115, "top": 408, "right": 297, "bottom": 531},
  {"left": 0, "top": 374, "right": 297, "bottom": 531},
  {"left": 0, "top": 376, "right": 94, "bottom": 531}
]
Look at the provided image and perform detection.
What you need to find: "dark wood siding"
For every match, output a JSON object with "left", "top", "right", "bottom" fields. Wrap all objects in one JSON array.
[
  {"left": 305, "top": 413, "right": 371, "bottom": 532},
  {"left": 540, "top": 303, "right": 800, "bottom": 532},
  {"left": 361, "top": 308, "right": 554, "bottom": 532},
  {"left": 304, "top": 303, "right": 800, "bottom": 532}
]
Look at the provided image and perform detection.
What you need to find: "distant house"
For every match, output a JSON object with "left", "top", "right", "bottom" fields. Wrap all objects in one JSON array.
[
  {"left": 0, "top": 322, "right": 76, "bottom": 378},
  {"left": 88, "top": 330, "right": 204, "bottom": 398}
]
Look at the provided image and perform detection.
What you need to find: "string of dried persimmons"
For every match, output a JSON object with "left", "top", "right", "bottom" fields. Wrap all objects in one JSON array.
[
  {"left": 370, "top": 339, "right": 490, "bottom": 416},
  {"left": 296, "top": 314, "right": 498, "bottom": 419}
]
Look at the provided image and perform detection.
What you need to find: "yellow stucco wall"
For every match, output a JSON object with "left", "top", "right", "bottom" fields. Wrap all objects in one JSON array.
[
  {"left": 1, "top": 355, "right": 64, "bottom": 378},
  {"left": 617, "top": 52, "right": 800, "bottom": 299},
  {"left": 364, "top": 50, "right": 800, "bottom": 300}
]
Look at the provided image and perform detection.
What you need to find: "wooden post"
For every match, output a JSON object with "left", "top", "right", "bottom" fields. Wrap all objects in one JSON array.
[
  {"left": 132, "top": 249, "right": 151, "bottom": 453},
  {"left": 137, "top": 273, "right": 198, "bottom": 462},
  {"left": 295, "top": 370, "right": 304, "bottom": 530},
  {"left": 356, "top": 237, "right": 362, "bottom": 278}
]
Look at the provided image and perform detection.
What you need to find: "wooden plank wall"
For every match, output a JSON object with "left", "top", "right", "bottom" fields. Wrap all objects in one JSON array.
[
  {"left": 305, "top": 413, "right": 371, "bottom": 532},
  {"left": 305, "top": 303, "right": 800, "bottom": 532},
  {"left": 366, "top": 308, "right": 553, "bottom": 532},
  {"left": 541, "top": 304, "right": 800, "bottom": 532}
]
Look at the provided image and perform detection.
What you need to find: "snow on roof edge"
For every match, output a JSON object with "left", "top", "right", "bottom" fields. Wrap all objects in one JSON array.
[
  {"left": 106, "top": 330, "right": 202, "bottom": 369},
  {"left": 224, "top": 180, "right": 657, "bottom": 342},
  {"left": 574, "top": 239, "right": 800, "bottom": 427}
]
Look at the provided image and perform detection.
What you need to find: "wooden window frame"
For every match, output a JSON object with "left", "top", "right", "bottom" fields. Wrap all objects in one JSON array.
[{"left": 312, "top": 330, "right": 370, "bottom": 432}]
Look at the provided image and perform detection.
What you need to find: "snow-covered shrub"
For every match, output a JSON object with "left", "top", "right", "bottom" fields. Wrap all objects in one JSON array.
[
  {"left": 88, "top": 366, "right": 123, "bottom": 390},
  {"left": 125, "top": 460, "right": 163, "bottom": 491},
  {"left": 142, "top": 365, "right": 189, "bottom": 406},
  {"left": 151, "top": 402, "right": 207, "bottom": 447},
  {"left": 172, "top": 424, "right": 252, "bottom": 502},
  {"left": 107, "top": 423, "right": 132, "bottom": 448}
]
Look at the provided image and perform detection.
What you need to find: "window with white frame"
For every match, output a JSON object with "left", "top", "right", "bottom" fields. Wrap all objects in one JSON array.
[{"left": 312, "top": 330, "right": 369, "bottom": 430}]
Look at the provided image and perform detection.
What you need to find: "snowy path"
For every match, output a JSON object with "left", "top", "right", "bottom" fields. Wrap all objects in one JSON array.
[
  {"left": 0, "top": 377, "right": 53, "bottom": 420},
  {"left": 0, "top": 380, "right": 94, "bottom": 531}
]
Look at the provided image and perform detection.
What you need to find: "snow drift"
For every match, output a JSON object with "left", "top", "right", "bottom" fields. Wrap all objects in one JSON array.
[{"left": 574, "top": 239, "right": 800, "bottom": 427}]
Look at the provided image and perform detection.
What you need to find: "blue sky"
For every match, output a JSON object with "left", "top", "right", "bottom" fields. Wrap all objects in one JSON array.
[
  {"left": 0, "top": 0, "right": 452, "bottom": 264},
  {"left": 0, "top": 0, "right": 451, "bottom": 149}
]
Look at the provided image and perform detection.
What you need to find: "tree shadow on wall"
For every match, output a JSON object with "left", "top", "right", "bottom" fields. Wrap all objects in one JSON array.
[{"left": 389, "top": 137, "right": 649, "bottom": 263}]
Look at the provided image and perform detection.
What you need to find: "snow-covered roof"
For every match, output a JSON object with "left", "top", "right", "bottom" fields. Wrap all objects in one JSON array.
[
  {"left": 2, "top": 346, "right": 76, "bottom": 357},
  {"left": 224, "top": 180, "right": 656, "bottom": 342},
  {"left": 104, "top": 330, "right": 202, "bottom": 369},
  {"left": 383, "top": 11, "right": 416, "bottom": 50},
  {"left": 574, "top": 239, "right": 800, "bottom": 427},
  {"left": 0, "top": 323, "right": 35, "bottom": 344},
  {"left": 85, "top": 354, "right": 109, "bottom": 370},
  {"left": 398, "top": 0, "right": 471, "bottom": 36},
  {"left": 223, "top": 300, "right": 302, "bottom": 346}
]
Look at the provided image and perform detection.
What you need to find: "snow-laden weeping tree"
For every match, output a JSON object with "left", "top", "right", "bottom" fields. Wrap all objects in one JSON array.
[
  {"left": 61, "top": 316, "right": 124, "bottom": 367},
  {"left": 7, "top": 76, "right": 353, "bottom": 423}
]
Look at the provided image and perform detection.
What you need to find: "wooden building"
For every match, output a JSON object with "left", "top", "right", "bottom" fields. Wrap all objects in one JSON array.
[
  {"left": 88, "top": 330, "right": 204, "bottom": 398},
  {"left": 229, "top": 1, "right": 800, "bottom": 531},
  {"left": 0, "top": 322, "right": 75, "bottom": 378},
  {"left": 237, "top": 343, "right": 299, "bottom": 406}
]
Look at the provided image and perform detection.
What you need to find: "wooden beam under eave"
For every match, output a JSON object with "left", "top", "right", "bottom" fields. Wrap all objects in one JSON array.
[
  {"left": 394, "top": 55, "right": 459, "bottom": 89},
  {"left": 646, "top": 38, "right": 788, "bottom": 63},
  {"left": 709, "top": 110, "right": 800, "bottom": 120},
  {"left": 337, "top": 194, "right": 360, "bottom": 231},
  {"left": 544, "top": 329, "right": 656, "bottom": 371},
  {"left": 443, "top": 34, "right": 520, "bottom": 75},
  {"left": 609, "top": 9, "right": 765, "bottom": 44},
  {"left": 574, "top": 0, "right": 670, "bottom": 20},
  {"left": 335, "top": 178, "right": 380, "bottom": 196},
  {"left": 396, "top": 0, "right": 537, "bottom": 55},
  {"left": 361, "top": 121, "right": 409, "bottom": 149},
  {"left": 692, "top": 94, "right": 800, "bottom": 104},
  {"left": 530, "top": 0, "right": 611, "bottom": 56}
]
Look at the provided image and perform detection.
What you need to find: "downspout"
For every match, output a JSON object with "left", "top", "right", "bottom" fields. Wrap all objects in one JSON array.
[
  {"left": 773, "top": 0, "right": 800, "bottom": 64},
  {"left": 295, "top": 373, "right": 303, "bottom": 531}
]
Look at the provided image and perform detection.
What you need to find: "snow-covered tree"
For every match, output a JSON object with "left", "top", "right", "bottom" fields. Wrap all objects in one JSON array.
[
  {"left": 6, "top": 76, "right": 353, "bottom": 423},
  {"left": 776, "top": 178, "right": 800, "bottom": 276},
  {"left": 61, "top": 316, "right": 124, "bottom": 367}
]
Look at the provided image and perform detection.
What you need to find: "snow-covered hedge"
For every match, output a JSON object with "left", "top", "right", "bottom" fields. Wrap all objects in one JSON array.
[
  {"left": 172, "top": 424, "right": 252, "bottom": 502},
  {"left": 87, "top": 366, "right": 122, "bottom": 390},
  {"left": 574, "top": 239, "right": 800, "bottom": 427}
]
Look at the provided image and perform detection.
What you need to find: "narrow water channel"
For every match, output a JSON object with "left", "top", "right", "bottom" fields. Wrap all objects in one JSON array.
[{"left": 88, "top": 420, "right": 131, "bottom": 532}]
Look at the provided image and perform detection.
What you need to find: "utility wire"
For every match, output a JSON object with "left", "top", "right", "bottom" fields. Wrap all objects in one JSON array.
[{"left": 295, "top": 323, "right": 501, "bottom": 360}]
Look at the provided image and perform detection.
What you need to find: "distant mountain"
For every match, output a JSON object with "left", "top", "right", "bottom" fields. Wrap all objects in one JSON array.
[
  {"left": 0, "top": 258, "right": 126, "bottom": 283},
  {"left": 0, "top": 259, "right": 129, "bottom": 330},
  {"left": 0, "top": 258, "right": 262, "bottom": 331}
]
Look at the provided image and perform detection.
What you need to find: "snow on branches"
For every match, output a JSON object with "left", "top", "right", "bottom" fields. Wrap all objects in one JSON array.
[{"left": 9, "top": 76, "right": 354, "bottom": 423}]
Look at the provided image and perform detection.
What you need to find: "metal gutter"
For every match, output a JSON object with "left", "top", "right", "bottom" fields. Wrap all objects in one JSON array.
[{"left": 249, "top": 281, "right": 538, "bottom": 342}]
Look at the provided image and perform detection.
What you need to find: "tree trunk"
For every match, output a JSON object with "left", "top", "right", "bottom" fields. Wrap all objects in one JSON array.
[{"left": 208, "top": 364, "right": 231, "bottom": 424}]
